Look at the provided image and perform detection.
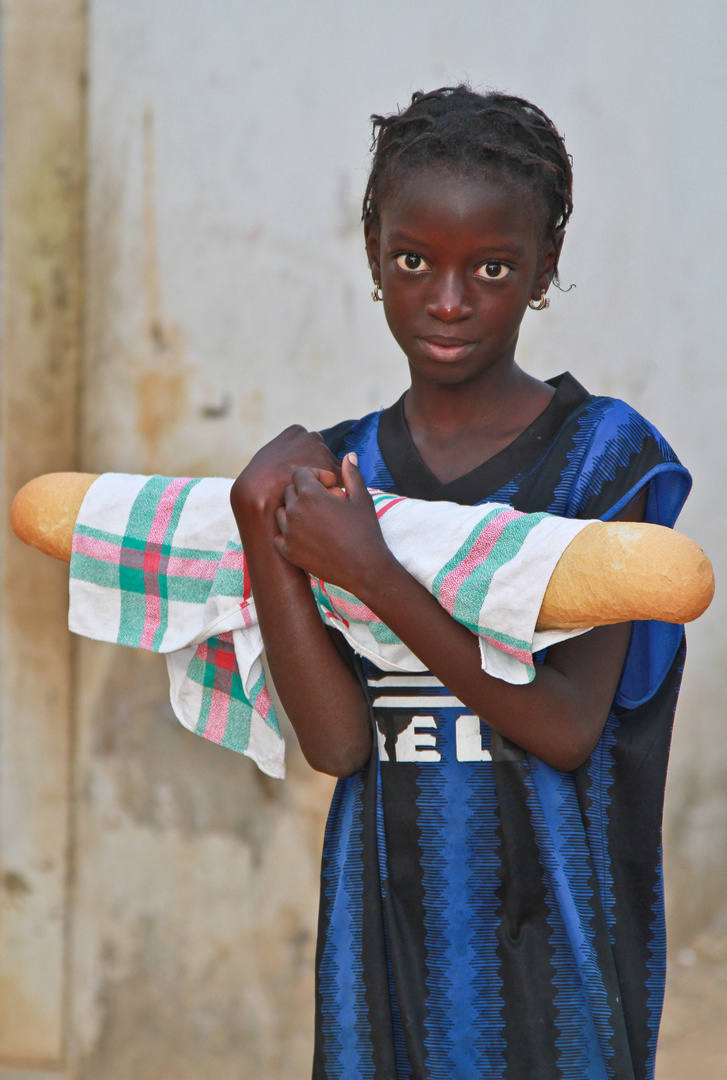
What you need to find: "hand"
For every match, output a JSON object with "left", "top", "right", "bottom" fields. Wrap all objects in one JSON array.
[
  {"left": 273, "top": 454, "right": 393, "bottom": 593},
  {"left": 230, "top": 425, "right": 342, "bottom": 522}
]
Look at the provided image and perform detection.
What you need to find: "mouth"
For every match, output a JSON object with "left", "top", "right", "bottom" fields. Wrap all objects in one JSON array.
[{"left": 417, "top": 336, "right": 477, "bottom": 363}]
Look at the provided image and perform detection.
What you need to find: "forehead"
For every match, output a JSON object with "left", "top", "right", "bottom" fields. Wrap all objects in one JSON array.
[{"left": 378, "top": 167, "right": 543, "bottom": 250}]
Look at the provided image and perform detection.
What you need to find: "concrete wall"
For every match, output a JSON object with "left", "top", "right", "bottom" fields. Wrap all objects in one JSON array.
[
  {"left": 2, "top": 0, "right": 725, "bottom": 1075},
  {"left": 0, "top": 0, "right": 85, "bottom": 1068}
]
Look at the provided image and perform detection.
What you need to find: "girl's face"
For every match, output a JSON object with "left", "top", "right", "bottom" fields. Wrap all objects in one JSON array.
[{"left": 365, "top": 168, "right": 560, "bottom": 388}]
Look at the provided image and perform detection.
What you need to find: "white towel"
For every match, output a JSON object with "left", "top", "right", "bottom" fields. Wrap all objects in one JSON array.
[{"left": 69, "top": 474, "right": 590, "bottom": 778}]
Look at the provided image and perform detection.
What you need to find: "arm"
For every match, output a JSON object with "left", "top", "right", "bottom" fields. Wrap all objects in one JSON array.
[
  {"left": 231, "top": 428, "right": 371, "bottom": 776},
  {"left": 274, "top": 456, "right": 648, "bottom": 773},
  {"left": 11, "top": 475, "right": 709, "bottom": 618},
  {"left": 12, "top": 462, "right": 708, "bottom": 771}
]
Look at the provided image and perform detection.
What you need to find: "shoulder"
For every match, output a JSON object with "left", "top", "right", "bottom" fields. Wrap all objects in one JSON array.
[
  {"left": 319, "top": 417, "right": 359, "bottom": 457},
  {"left": 320, "top": 408, "right": 402, "bottom": 492},
  {"left": 320, "top": 410, "right": 382, "bottom": 460},
  {"left": 572, "top": 392, "right": 679, "bottom": 460},
  {"left": 559, "top": 392, "right": 691, "bottom": 525}
]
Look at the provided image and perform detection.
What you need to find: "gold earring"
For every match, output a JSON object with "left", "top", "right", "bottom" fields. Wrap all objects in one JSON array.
[
  {"left": 371, "top": 280, "right": 383, "bottom": 302},
  {"left": 528, "top": 290, "right": 550, "bottom": 310}
]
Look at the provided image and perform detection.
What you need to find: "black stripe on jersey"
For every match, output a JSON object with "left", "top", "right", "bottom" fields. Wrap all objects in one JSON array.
[
  {"left": 605, "top": 640, "right": 684, "bottom": 1079},
  {"left": 312, "top": 909, "right": 326, "bottom": 1080},
  {"left": 365, "top": 662, "right": 432, "bottom": 1075},
  {"left": 377, "top": 373, "right": 590, "bottom": 505},
  {"left": 506, "top": 405, "right": 595, "bottom": 515},
  {"left": 343, "top": 652, "right": 402, "bottom": 1078},
  {"left": 378, "top": 751, "right": 429, "bottom": 1075},
  {"left": 492, "top": 730, "right": 561, "bottom": 1079},
  {"left": 360, "top": 750, "right": 400, "bottom": 1079}
]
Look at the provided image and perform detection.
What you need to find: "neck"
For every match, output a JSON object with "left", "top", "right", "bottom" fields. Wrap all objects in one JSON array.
[
  {"left": 405, "top": 362, "right": 547, "bottom": 438},
  {"left": 400, "top": 361, "right": 556, "bottom": 485}
]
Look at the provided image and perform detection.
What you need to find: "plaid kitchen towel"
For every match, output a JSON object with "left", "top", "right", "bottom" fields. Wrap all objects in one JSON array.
[{"left": 69, "top": 474, "right": 590, "bottom": 778}]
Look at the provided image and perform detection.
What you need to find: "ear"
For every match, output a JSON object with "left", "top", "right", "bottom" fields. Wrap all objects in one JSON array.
[
  {"left": 364, "top": 219, "right": 381, "bottom": 282},
  {"left": 533, "top": 228, "right": 566, "bottom": 298}
]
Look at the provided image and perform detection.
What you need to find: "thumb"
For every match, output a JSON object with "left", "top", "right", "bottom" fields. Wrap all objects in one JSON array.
[{"left": 342, "top": 451, "right": 367, "bottom": 498}]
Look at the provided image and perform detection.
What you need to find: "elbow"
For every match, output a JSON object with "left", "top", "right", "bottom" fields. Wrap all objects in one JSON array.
[
  {"left": 540, "top": 726, "right": 604, "bottom": 773},
  {"left": 543, "top": 747, "right": 591, "bottom": 773},
  {"left": 304, "top": 750, "right": 371, "bottom": 779},
  {"left": 301, "top": 734, "right": 373, "bottom": 779}
]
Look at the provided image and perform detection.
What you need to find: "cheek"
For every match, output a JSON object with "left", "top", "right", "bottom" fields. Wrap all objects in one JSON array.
[
  {"left": 380, "top": 283, "right": 411, "bottom": 325},
  {"left": 382, "top": 299, "right": 407, "bottom": 342}
]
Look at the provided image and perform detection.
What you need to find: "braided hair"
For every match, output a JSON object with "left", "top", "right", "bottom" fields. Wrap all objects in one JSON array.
[{"left": 363, "top": 86, "right": 573, "bottom": 276}]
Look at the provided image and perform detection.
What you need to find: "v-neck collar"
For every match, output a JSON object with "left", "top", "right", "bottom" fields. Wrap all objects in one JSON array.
[{"left": 377, "top": 371, "right": 591, "bottom": 504}]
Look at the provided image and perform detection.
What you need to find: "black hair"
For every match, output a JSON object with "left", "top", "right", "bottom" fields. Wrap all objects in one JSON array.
[{"left": 363, "top": 86, "right": 573, "bottom": 275}]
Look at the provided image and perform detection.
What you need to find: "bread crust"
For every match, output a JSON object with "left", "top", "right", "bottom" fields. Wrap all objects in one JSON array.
[
  {"left": 536, "top": 520, "right": 714, "bottom": 630},
  {"left": 11, "top": 472, "right": 99, "bottom": 563}
]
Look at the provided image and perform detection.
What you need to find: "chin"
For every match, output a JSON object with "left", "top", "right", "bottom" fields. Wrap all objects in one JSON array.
[
  {"left": 420, "top": 369, "right": 479, "bottom": 389},
  {"left": 409, "top": 357, "right": 491, "bottom": 388}
]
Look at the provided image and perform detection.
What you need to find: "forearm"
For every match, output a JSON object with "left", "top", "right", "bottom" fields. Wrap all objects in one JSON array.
[
  {"left": 235, "top": 505, "right": 371, "bottom": 776},
  {"left": 352, "top": 548, "right": 627, "bottom": 771},
  {"left": 267, "top": 457, "right": 640, "bottom": 773}
]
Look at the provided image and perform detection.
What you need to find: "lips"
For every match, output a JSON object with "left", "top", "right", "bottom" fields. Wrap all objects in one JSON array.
[{"left": 418, "top": 336, "right": 477, "bottom": 363}]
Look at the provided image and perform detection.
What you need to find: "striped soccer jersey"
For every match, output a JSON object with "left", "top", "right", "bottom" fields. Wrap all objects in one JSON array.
[{"left": 314, "top": 372, "right": 691, "bottom": 1080}]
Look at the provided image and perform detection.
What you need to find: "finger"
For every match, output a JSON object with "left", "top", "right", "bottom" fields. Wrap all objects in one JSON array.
[
  {"left": 274, "top": 506, "right": 287, "bottom": 533},
  {"left": 311, "top": 468, "right": 340, "bottom": 489},
  {"left": 308, "top": 430, "right": 342, "bottom": 463},
  {"left": 341, "top": 452, "right": 368, "bottom": 498},
  {"left": 291, "top": 466, "right": 323, "bottom": 493},
  {"left": 283, "top": 483, "right": 297, "bottom": 509}
]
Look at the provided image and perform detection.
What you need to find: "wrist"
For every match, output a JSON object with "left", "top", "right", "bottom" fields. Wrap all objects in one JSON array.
[
  {"left": 347, "top": 543, "right": 405, "bottom": 610},
  {"left": 230, "top": 474, "right": 281, "bottom": 522}
]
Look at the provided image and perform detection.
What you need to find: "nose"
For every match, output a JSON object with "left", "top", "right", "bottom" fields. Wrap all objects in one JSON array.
[{"left": 425, "top": 271, "right": 473, "bottom": 322}]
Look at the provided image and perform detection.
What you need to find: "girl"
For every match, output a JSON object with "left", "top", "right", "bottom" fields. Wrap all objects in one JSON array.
[{"left": 231, "top": 87, "right": 690, "bottom": 1080}]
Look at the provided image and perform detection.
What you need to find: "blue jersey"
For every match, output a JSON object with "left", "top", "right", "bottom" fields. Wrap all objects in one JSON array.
[{"left": 315, "top": 373, "right": 691, "bottom": 1080}]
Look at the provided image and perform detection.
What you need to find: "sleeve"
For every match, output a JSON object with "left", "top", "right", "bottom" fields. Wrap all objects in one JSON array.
[
  {"left": 563, "top": 397, "right": 692, "bottom": 709},
  {"left": 320, "top": 418, "right": 358, "bottom": 459}
]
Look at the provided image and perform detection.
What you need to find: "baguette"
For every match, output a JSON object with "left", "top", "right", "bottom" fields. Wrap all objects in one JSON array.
[
  {"left": 10, "top": 472, "right": 98, "bottom": 563},
  {"left": 537, "top": 520, "right": 714, "bottom": 629},
  {"left": 10, "top": 472, "right": 714, "bottom": 630}
]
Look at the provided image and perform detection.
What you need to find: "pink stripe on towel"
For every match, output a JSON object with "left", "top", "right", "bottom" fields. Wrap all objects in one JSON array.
[{"left": 438, "top": 509, "right": 521, "bottom": 614}]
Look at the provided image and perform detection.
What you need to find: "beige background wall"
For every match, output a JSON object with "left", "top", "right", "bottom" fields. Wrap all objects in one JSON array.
[{"left": 1, "top": 0, "right": 725, "bottom": 1076}]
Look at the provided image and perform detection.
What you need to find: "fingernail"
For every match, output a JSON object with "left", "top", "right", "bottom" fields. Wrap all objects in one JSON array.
[{"left": 348, "top": 452, "right": 358, "bottom": 467}]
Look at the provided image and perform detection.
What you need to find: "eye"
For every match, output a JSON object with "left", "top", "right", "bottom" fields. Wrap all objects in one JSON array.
[
  {"left": 475, "top": 261, "right": 512, "bottom": 280},
  {"left": 395, "top": 253, "right": 431, "bottom": 273}
]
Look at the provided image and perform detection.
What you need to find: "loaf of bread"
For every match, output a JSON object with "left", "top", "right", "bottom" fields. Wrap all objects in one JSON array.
[
  {"left": 11, "top": 472, "right": 99, "bottom": 563},
  {"left": 536, "top": 520, "right": 713, "bottom": 629},
  {"left": 10, "top": 472, "right": 714, "bottom": 629}
]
